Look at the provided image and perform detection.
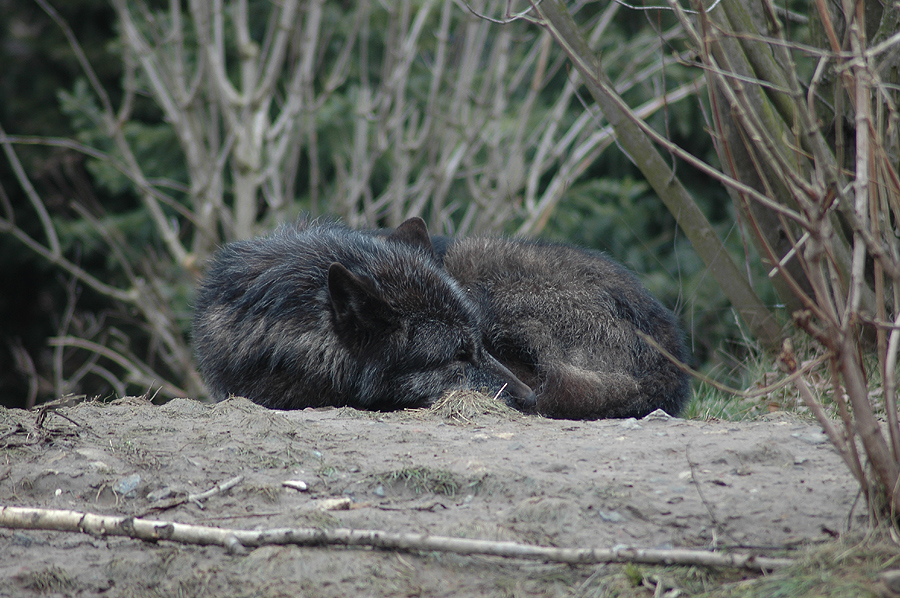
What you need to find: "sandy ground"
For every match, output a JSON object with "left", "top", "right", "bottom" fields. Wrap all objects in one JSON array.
[{"left": 0, "top": 396, "right": 864, "bottom": 597}]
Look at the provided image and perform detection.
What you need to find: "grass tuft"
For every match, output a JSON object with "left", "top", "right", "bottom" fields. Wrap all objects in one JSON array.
[
  {"left": 425, "top": 389, "right": 521, "bottom": 423},
  {"left": 19, "top": 566, "right": 76, "bottom": 593},
  {"left": 377, "top": 466, "right": 463, "bottom": 496}
]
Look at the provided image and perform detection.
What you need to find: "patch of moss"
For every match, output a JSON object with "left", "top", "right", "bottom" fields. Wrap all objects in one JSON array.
[{"left": 377, "top": 467, "right": 463, "bottom": 496}]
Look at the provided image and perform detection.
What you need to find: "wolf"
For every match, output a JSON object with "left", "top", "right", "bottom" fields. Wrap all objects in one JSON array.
[
  {"left": 432, "top": 235, "right": 691, "bottom": 419},
  {"left": 192, "top": 219, "right": 535, "bottom": 411}
]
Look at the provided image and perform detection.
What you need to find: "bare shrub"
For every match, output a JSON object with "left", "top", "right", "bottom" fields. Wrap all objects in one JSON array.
[{"left": 527, "top": 0, "right": 900, "bottom": 514}]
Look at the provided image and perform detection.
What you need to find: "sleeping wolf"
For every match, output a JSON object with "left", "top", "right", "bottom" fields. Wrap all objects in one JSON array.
[
  {"left": 192, "top": 219, "right": 535, "bottom": 411},
  {"left": 433, "top": 235, "right": 690, "bottom": 419}
]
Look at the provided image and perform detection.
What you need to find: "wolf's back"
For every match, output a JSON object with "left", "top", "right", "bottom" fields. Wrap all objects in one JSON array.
[{"left": 442, "top": 237, "right": 690, "bottom": 419}]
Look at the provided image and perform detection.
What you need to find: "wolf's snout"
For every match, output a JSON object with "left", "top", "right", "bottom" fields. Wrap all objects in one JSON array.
[
  {"left": 512, "top": 386, "right": 537, "bottom": 411},
  {"left": 480, "top": 353, "right": 535, "bottom": 411}
]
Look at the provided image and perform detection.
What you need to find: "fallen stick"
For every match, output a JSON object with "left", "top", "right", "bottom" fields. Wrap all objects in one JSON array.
[
  {"left": 187, "top": 475, "right": 244, "bottom": 505},
  {"left": 140, "top": 475, "right": 244, "bottom": 516},
  {"left": 0, "top": 505, "right": 793, "bottom": 571}
]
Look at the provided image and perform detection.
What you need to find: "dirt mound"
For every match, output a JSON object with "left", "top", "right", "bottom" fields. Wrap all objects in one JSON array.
[{"left": 0, "top": 397, "right": 862, "bottom": 597}]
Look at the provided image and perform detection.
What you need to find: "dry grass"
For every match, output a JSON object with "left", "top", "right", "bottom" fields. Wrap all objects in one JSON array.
[
  {"left": 375, "top": 466, "right": 465, "bottom": 497},
  {"left": 423, "top": 390, "right": 522, "bottom": 424}
]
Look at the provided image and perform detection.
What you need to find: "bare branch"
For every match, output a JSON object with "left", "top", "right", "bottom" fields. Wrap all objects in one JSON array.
[
  {"left": 0, "top": 125, "right": 60, "bottom": 255},
  {"left": 612, "top": 0, "right": 725, "bottom": 17},
  {"left": 459, "top": 0, "right": 540, "bottom": 25},
  {"left": 0, "top": 506, "right": 793, "bottom": 571},
  {"left": 47, "top": 337, "right": 186, "bottom": 398},
  {"left": 8, "top": 339, "right": 40, "bottom": 409},
  {"left": 253, "top": 0, "right": 301, "bottom": 107},
  {"left": 0, "top": 218, "right": 135, "bottom": 303}
]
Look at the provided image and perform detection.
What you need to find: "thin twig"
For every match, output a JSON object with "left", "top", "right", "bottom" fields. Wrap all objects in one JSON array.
[
  {"left": 612, "top": 0, "right": 724, "bottom": 16},
  {"left": 0, "top": 425, "right": 24, "bottom": 444},
  {"left": 142, "top": 475, "right": 245, "bottom": 515},
  {"left": 34, "top": 394, "right": 88, "bottom": 429},
  {"left": 47, "top": 337, "right": 186, "bottom": 397},
  {"left": 461, "top": 0, "right": 540, "bottom": 24},
  {"left": 634, "top": 328, "right": 828, "bottom": 401},
  {"left": 188, "top": 475, "right": 244, "bottom": 505},
  {"left": 8, "top": 339, "right": 39, "bottom": 409},
  {"left": 685, "top": 444, "right": 742, "bottom": 548}
]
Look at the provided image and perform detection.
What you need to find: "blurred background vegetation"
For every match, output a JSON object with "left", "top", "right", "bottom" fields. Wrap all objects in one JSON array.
[{"left": 1, "top": 0, "right": 775, "bottom": 407}]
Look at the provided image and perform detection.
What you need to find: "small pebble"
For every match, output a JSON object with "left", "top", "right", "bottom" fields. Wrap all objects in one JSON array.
[
  {"left": 599, "top": 510, "right": 625, "bottom": 522},
  {"left": 147, "top": 487, "right": 175, "bottom": 502},
  {"left": 282, "top": 480, "right": 308, "bottom": 492},
  {"left": 642, "top": 409, "right": 674, "bottom": 420},
  {"left": 224, "top": 534, "right": 248, "bottom": 556},
  {"left": 317, "top": 497, "right": 352, "bottom": 511},
  {"left": 619, "top": 418, "right": 642, "bottom": 430},
  {"left": 792, "top": 431, "right": 828, "bottom": 445},
  {"left": 113, "top": 474, "right": 141, "bottom": 497}
]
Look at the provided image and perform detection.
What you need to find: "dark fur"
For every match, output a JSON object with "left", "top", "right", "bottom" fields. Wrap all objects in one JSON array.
[
  {"left": 192, "top": 220, "right": 535, "bottom": 411},
  {"left": 438, "top": 237, "right": 691, "bottom": 419}
]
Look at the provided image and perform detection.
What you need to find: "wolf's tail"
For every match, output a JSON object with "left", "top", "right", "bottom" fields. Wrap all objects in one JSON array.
[{"left": 535, "top": 359, "right": 688, "bottom": 420}]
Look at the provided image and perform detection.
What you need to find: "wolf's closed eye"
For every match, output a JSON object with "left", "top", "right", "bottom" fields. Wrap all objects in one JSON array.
[{"left": 455, "top": 347, "right": 474, "bottom": 363}]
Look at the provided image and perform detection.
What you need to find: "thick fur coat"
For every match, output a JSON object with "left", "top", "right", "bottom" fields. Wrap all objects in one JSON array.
[
  {"left": 192, "top": 220, "right": 535, "bottom": 410},
  {"left": 439, "top": 236, "right": 690, "bottom": 419}
]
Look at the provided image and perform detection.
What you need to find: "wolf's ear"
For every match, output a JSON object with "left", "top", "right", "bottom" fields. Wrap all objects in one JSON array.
[
  {"left": 327, "top": 263, "right": 399, "bottom": 342},
  {"left": 385, "top": 217, "right": 435, "bottom": 257}
]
